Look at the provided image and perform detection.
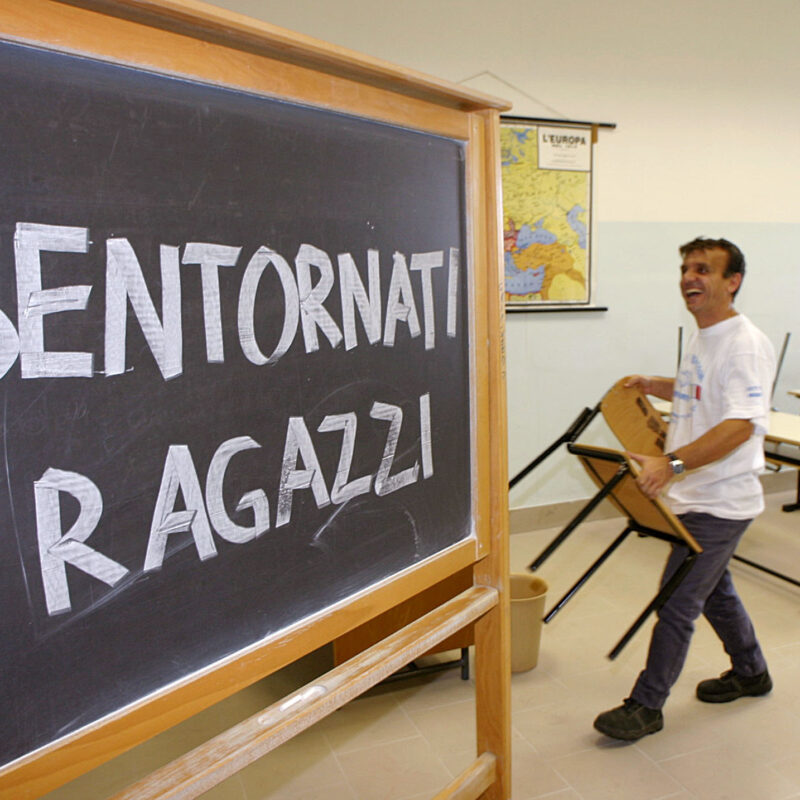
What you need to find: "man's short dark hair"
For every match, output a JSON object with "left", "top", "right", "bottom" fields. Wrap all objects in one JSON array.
[{"left": 679, "top": 236, "right": 745, "bottom": 298}]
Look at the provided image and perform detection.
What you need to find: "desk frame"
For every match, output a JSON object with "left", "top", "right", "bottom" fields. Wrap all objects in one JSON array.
[{"left": 768, "top": 450, "right": 800, "bottom": 514}]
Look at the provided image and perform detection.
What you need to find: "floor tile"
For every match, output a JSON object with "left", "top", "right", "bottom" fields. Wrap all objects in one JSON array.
[
  {"left": 406, "top": 698, "right": 477, "bottom": 756},
  {"left": 771, "top": 753, "right": 800, "bottom": 789},
  {"left": 551, "top": 744, "right": 682, "bottom": 800},
  {"left": 509, "top": 733, "right": 570, "bottom": 799},
  {"left": 234, "top": 728, "right": 351, "bottom": 799},
  {"left": 513, "top": 697, "right": 603, "bottom": 759},
  {"left": 314, "top": 692, "right": 418, "bottom": 754},
  {"left": 510, "top": 668, "right": 574, "bottom": 712},
  {"left": 335, "top": 736, "right": 451, "bottom": 800},
  {"left": 389, "top": 666, "right": 476, "bottom": 714},
  {"left": 659, "top": 744, "right": 798, "bottom": 800}
]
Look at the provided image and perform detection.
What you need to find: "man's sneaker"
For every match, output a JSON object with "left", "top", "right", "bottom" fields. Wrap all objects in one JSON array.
[
  {"left": 593, "top": 698, "right": 664, "bottom": 741},
  {"left": 696, "top": 669, "right": 772, "bottom": 703}
]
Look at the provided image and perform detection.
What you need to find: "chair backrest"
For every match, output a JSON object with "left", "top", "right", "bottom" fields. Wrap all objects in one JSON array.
[{"left": 600, "top": 378, "right": 667, "bottom": 455}]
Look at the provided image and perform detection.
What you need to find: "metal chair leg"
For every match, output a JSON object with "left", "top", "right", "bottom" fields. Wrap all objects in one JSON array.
[
  {"left": 529, "top": 465, "right": 629, "bottom": 571},
  {"left": 607, "top": 551, "right": 698, "bottom": 660},
  {"left": 543, "top": 525, "right": 634, "bottom": 623}
]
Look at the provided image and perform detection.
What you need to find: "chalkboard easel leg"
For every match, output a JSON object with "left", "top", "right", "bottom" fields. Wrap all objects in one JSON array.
[{"left": 460, "top": 646, "right": 470, "bottom": 680}]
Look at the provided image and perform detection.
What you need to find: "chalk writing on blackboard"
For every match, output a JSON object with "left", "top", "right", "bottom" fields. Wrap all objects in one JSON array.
[
  {"left": 3, "top": 224, "right": 460, "bottom": 381},
  {"left": 3, "top": 225, "right": 460, "bottom": 617}
]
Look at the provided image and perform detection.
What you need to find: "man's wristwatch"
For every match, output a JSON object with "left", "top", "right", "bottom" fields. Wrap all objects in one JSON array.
[{"left": 666, "top": 452, "right": 685, "bottom": 475}]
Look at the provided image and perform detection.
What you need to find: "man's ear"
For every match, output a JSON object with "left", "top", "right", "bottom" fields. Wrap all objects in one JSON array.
[{"left": 728, "top": 272, "right": 742, "bottom": 297}]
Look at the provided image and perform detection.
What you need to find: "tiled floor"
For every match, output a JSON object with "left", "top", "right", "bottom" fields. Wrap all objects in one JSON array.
[{"left": 44, "top": 487, "right": 800, "bottom": 799}]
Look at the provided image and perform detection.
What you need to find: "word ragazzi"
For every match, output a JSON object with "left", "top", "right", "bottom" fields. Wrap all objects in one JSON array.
[
  {"left": 0, "top": 222, "right": 461, "bottom": 381},
  {"left": 35, "top": 394, "right": 434, "bottom": 616}
]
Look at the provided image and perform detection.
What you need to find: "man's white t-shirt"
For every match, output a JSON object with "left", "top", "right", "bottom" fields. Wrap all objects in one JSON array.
[{"left": 664, "top": 314, "right": 776, "bottom": 520}]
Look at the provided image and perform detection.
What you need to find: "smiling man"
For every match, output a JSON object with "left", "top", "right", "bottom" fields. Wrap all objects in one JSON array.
[{"left": 594, "top": 237, "right": 777, "bottom": 741}]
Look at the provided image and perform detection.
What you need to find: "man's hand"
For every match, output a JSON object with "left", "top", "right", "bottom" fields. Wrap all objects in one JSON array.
[
  {"left": 623, "top": 375, "right": 675, "bottom": 401},
  {"left": 623, "top": 375, "right": 653, "bottom": 394},
  {"left": 627, "top": 451, "right": 673, "bottom": 499}
]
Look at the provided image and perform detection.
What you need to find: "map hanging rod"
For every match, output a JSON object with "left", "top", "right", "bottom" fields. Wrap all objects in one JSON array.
[
  {"left": 502, "top": 115, "right": 617, "bottom": 130},
  {"left": 458, "top": 70, "right": 616, "bottom": 130}
]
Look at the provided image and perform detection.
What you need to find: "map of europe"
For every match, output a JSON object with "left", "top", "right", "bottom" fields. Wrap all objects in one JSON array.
[{"left": 501, "top": 124, "right": 590, "bottom": 304}]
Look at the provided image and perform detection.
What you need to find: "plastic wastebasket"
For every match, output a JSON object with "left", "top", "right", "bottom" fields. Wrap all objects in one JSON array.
[{"left": 509, "top": 573, "right": 548, "bottom": 673}]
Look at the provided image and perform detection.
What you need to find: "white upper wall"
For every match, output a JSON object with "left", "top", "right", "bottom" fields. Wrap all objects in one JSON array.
[
  {"left": 210, "top": 0, "right": 800, "bottom": 223},
  {"left": 207, "top": 0, "right": 800, "bottom": 508}
]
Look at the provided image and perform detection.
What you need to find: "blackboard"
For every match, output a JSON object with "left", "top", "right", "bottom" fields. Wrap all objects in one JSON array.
[{"left": 0, "top": 39, "right": 471, "bottom": 770}]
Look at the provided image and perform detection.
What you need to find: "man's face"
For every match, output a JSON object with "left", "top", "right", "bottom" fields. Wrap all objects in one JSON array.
[{"left": 679, "top": 247, "right": 741, "bottom": 328}]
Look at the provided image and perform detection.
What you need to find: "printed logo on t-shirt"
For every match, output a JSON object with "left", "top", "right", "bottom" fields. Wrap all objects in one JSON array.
[{"left": 672, "top": 355, "right": 703, "bottom": 420}]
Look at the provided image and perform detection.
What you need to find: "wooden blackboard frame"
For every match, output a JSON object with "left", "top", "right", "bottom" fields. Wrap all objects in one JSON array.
[{"left": 0, "top": 1, "right": 511, "bottom": 797}]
